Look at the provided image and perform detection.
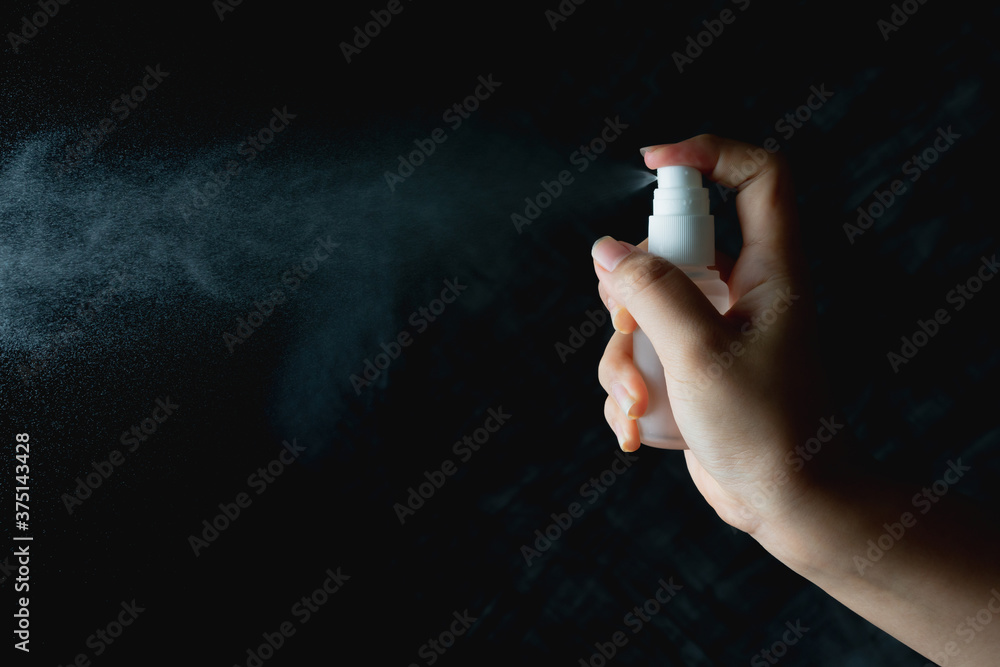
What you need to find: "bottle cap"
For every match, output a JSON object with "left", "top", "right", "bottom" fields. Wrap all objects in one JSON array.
[{"left": 648, "top": 166, "right": 714, "bottom": 266}]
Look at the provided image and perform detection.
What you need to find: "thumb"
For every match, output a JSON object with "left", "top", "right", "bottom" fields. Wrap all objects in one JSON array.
[{"left": 592, "top": 236, "right": 730, "bottom": 372}]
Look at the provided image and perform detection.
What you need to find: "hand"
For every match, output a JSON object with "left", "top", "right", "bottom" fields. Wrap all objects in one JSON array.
[
  {"left": 594, "top": 134, "right": 830, "bottom": 533},
  {"left": 594, "top": 135, "right": 1000, "bottom": 666}
]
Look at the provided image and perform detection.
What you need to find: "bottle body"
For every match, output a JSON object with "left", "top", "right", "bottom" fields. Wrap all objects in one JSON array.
[
  {"left": 633, "top": 270, "right": 728, "bottom": 448},
  {"left": 632, "top": 165, "right": 726, "bottom": 447}
]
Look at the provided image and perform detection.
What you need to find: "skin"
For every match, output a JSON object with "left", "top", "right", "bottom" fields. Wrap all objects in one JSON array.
[{"left": 593, "top": 134, "right": 1000, "bottom": 665}]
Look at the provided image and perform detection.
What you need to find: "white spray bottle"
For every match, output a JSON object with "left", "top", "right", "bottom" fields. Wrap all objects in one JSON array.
[{"left": 632, "top": 166, "right": 729, "bottom": 447}]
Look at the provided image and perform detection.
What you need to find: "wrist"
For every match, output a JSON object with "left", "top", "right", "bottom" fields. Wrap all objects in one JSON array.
[
  {"left": 743, "top": 447, "right": 866, "bottom": 576},
  {"left": 747, "top": 472, "right": 853, "bottom": 576}
]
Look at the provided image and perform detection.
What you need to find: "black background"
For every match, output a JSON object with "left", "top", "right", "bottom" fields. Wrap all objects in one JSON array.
[{"left": 2, "top": 0, "right": 999, "bottom": 665}]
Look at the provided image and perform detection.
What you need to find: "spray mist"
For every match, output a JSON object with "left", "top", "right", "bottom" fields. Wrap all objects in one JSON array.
[{"left": 633, "top": 166, "right": 729, "bottom": 447}]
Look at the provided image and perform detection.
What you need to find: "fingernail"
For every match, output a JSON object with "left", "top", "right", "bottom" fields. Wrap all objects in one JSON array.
[
  {"left": 606, "top": 296, "right": 626, "bottom": 333},
  {"left": 613, "top": 422, "right": 627, "bottom": 450},
  {"left": 611, "top": 382, "right": 638, "bottom": 419},
  {"left": 610, "top": 306, "right": 627, "bottom": 333},
  {"left": 639, "top": 146, "right": 660, "bottom": 157},
  {"left": 592, "top": 236, "right": 632, "bottom": 272}
]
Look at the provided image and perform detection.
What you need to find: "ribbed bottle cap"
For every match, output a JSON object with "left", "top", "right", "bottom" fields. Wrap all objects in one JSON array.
[
  {"left": 648, "top": 215, "right": 715, "bottom": 265},
  {"left": 648, "top": 166, "right": 714, "bottom": 266}
]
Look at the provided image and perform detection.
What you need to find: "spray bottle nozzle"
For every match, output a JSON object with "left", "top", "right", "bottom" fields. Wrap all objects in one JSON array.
[
  {"left": 648, "top": 165, "right": 714, "bottom": 265},
  {"left": 656, "top": 165, "right": 702, "bottom": 189}
]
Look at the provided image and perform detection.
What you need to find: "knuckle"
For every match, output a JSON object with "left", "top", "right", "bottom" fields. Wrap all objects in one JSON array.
[
  {"left": 603, "top": 395, "right": 619, "bottom": 425},
  {"left": 616, "top": 254, "right": 680, "bottom": 301},
  {"left": 597, "top": 344, "right": 621, "bottom": 390}
]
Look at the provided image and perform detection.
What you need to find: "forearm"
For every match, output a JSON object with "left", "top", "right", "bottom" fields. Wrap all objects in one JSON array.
[{"left": 752, "top": 461, "right": 1000, "bottom": 665}]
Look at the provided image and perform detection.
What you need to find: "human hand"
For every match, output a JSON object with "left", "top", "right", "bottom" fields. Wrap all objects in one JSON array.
[{"left": 594, "top": 134, "right": 831, "bottom": 533}]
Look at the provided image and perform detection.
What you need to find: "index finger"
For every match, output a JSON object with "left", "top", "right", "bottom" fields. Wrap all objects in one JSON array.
[{"left": 642, "top": 134, "right": 803, "bottom": 283}]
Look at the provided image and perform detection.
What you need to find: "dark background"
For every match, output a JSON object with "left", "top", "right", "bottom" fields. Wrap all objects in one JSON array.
[{"left": 2, "top": 0, "right": 998, "bottom": 665}]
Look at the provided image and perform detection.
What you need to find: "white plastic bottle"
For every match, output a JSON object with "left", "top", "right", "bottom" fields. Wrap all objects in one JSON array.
[{"left": 633, "top": 166, "right": 729, "bottom": 447}]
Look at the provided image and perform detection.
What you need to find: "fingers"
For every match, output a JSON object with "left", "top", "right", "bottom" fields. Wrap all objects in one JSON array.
[
  {"left": 642, "top": 135, "right": 802, "bottom": 293},
  {"left": 595, "top": 238, "right": 650, "bottom": 334},
  {"left": 598, "top": 331, "right": 647, "bottom": 452},
  {"left": 592, "top": 237, "right": 730, "bottom": 366},
  {"left": 597, "top": 330, "right": 648, "bottom": 418},
  {"left": 598, "top": 281, "right": 637, "bottom": 334},
  {"left": 604, "top": 395, "right": 640, "bottom": 452}
]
